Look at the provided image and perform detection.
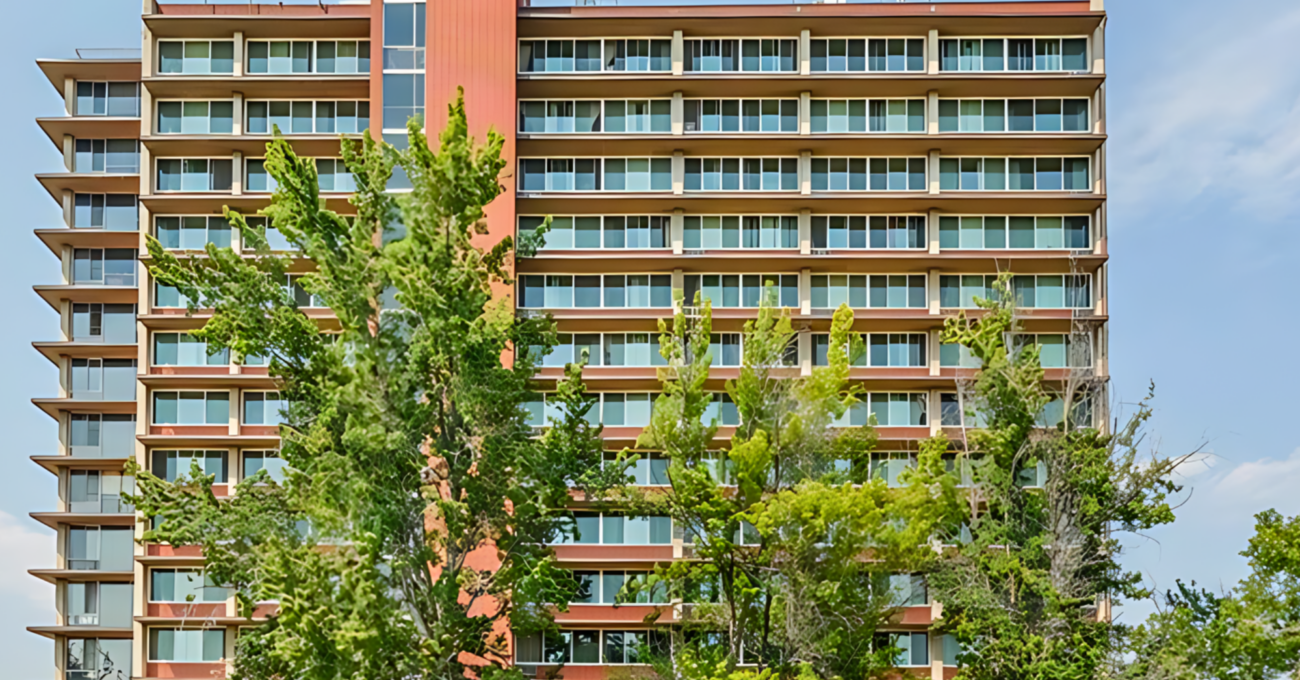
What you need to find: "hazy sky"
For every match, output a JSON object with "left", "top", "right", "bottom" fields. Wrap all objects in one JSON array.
[{"left": 2, "top": 0, "right": 1299, "bottom": 676}]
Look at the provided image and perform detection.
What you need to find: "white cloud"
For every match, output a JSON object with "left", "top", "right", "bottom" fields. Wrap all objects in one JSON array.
[
  {"left": 1203, "top": 447, "right": 1300, "bottom": 517},
  {"left": 1110, "top": 4, "right": 1300, "bottom": 220}
]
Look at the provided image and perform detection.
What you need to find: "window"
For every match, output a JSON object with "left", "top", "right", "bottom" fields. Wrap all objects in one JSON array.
[
  {"left": 682, "top": 274, "right": 799, "bottom": 308},
  {"left": 939, "top": 342, "right": 982, "bottom": 368},
  {"left": 939, "top": 98, "right": 1090, "bottom": 133},
  {"left": 517, "top": 274, "right": 673, "bottom": 309},
  {"left": 151, "top": 450, "right": 229, "bottom": 483},
  {"left": 684, "top": 216, "right": 798, "bottom": 249},
  {"left": 519, "top": 100, "right": 671, "bottom": 134},
  {"left": 247, "top": 158, "right": 354, "bottom": 193},
  {"left": 285, "top": 275, "right": 326, "bottom": 308},
  {"left": 382, "top": 73, "right": 424, "bottom": 130},
  {"left": 520, "top": 216, "right": 668, "bottom": 250},
  {"left": 67, "top": 525, "right": 133, "bottom": 570},
  {"left": 518, "top": 158, "right": 672, "bottom": 192},
  {"left": 74, "top": 140, "right": 139, "bottom": 173},
  {"left": 246, "top": 40, "right": 370, "bottom": 74},
  {"left": 243, "top": 391, "right": 288, "bottom": 426},
  {"left": 69, "top": 358, "right": 136, "bottom": 401},
  {"left": 874, "top": 632, "right": 930, "bottom": 667},
  {"left": 684, "top": 157, "right": 799, "bottom": 192},
  {"left": 939, "top": 156, "right": 1091, "bottom": 191},
  {"left": 247, "top": 100, "right": 370, "bottom": 135},
  {"left": 76, "top": 81, "right": 140, "bottom": 117},
  {"left": 69, "top": 414, "right": 136, "bottom": 458},
  {"left": 383, "top": 2, "right": 426, "bottom": 70},
  {"left": 523, "top": 393, "right": 659, "bottom": 428},
  {"left": 810, "top": 274, "right": 926, "bottom": 309},
  {"left": 811, "top": 157, "right": 926, "bottom": 191},
  {"left": 152, "top": 391, "right": 230, "bottom": 425},
  {"left": 515, "top": 630, "right": 667, "bottom": 665},
  {"left": 240, "top": 216, "right": 293, "bottom": 252},
  {"left": 153, "top": 332, "right": 230, "bottom": 366},
  {"left": 158, "top": 40, "right": 234, "bottom": 74},
  {"left": 67, "top": 639, "right": 131, "bottom": 680},
  {"left": 941, "top": 634, "right": 963, "bottom": 667},
  {"left": 73, "top": 194, "right": 137, "bottom": 230},
  {"left": 155, "top": 216, "right": 232, "bottom": 250},
  {"left": 149, "top": 628, "right": 225, "bottom": 662},
  {"left": 603, "top": 452, "right": 671, "bottom": 486},
  {"left": 812, "top": 333, "right": 927, "bottom": 367},
  {"left": 72, "top": 303, "right": 136, "bottom": 342},
  {"left": 685, "top": 39, "right": 796, "bottom": 72},
  {"left": 68, "top": 471, "right": 134, "bottom": 514},
  {"left": 157, "top": 101, "right": 234, "bottom": 135},
  {"left": 65, "top": 582, "right": 133, "bottom": 628},
  {"left": 876, "top": 573, "right": 928, "bottom": 606},
  {"left": 72, "top": 249, "right": 135, "bottom": 286},
  {"left": 1011, "top": 333, "right": 1092, "bottom": 368},
  {"left": 870, "top": 452, "right": 918, "bottom": 487},
  {"left": 812, "top": 216, "right": 925, "bottom": 249},
  {"left": 810, "top": 38, "right": 924, "bottom": 72},
  {"left": 561, "top": 513, "right": 673, "bottom": 545},
  {"left": 150, "top": 569, "right": 227, "bottom": 603},
  {"left": 939, "top": 37, "right": 1088, "bottom": 72},
  {"left": 1036, "top": 395, "right": 1093, "bottom": 428},
  {"left": 518, "top": 39, "right": 671, "bottom": 73},
  {"left": 569, "top": 569, "right": 669, "bottom": 604},
  {"left": 243, "top": 450, "right": 287, "bottom": 482},
  {"left": 684, "top": 99, "right": 798, "bottom": 133},
  {"left": 834, "top": 393, "right": 928, "bottom": 427},
  {"left": 156, "top": 158, "right": 233, "bottom": 192},
  {"left": 703, "top": 393, "right": 741, "bottom": 426},
  {"left": 811, "top": 99, "right": 925, "bottom": 133},
  {"left": 939, "top": 216, "right": 1090, "bottom": 250},
  {"left": 939, "top": 274, "right": 1091, "bottom": 309},
  {"left": 154, "top": 282, "right": 194, "bottom": 309}
]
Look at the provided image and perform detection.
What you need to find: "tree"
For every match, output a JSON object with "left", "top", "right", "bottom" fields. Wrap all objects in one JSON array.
[
  {"left": 127, "top": 93, "right": 608, "bottom": 680},
  {"left": 629, "top": 295, "right": 961, "bottom": 680},
  {"left": 925, "top": 275, "right": 1189, "bottom": 680},
  {"left": 1119, "top": 510, "right": 1300, "bottom": 680}
]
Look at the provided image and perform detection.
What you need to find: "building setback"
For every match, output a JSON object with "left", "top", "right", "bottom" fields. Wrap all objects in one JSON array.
[{"left": 29, "top": 0, "right": 1107, "bottom": 678}]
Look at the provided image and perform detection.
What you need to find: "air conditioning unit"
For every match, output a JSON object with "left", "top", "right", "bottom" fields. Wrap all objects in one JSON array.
[
  {"left": 69, "top": 614, "right": 99, "bottom": 626},
  {"left": 684, "top": 249, "right": 706, "bottom": 256},
  {"left": 684, "top": 122, "right": 697, "bottom": 132},
  {"left": 812, "top": 248, "right": 831, "bottom": 256}
]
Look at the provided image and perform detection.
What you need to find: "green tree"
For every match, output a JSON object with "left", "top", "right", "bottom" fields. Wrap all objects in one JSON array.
[
  {"left": 1120, "top": 510, "right": 1300, "bottom": 680},
  {"left": 927, "top": 275, "right": 1188, "bottom": 680},
  {"left": 630, "top": 294, "right": 960, "bottom": 680},
  {"left": 127, "top": 94, "right": 608, "bottom": 680}
]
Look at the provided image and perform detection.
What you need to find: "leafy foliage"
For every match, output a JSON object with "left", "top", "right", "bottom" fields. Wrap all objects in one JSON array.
[{"left": 127, "top": 92, "right": 602, "bottom": 680}]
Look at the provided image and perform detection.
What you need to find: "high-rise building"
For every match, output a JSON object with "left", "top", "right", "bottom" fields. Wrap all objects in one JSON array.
[{"left": 29, "top": 0, "right": 1107, "bottom": 678}]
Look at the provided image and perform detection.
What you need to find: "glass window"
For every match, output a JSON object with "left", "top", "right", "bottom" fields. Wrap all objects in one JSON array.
[
  {"left": 158, "top": 41, "right": 234, "bottom": 75},
  {"left": 243, "top": 450, "right": 288, "bottom": 483},
  {"left": 150, "top": 569, "right": 227, "bottom": 603},
  {"left": 151, "top": 450, "right": 228, "bottom": 483},
  {"left": 148, "top": 628, "right": 225, "bottom": 662},
  {"left": 243, "top": 391, "right": 288, "bottom": 426},
  {"left": 151, "top": 392, "right": 230, "bottom": 425},
  {"left": 67, "top": 639, "right": 132, "bottom": 680}
]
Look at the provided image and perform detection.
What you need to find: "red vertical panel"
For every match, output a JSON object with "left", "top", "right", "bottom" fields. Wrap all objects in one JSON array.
[
  {"left": 427, "top": 0, "right": 517, "bottom": 276},
  {"left": 369, "top": 1, "right": 383, "bottom": 142}
]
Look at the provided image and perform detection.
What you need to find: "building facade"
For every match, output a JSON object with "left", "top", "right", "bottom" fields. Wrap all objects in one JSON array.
[{"left": 29, "top": 0, "right": 1107, "bottom": 678}]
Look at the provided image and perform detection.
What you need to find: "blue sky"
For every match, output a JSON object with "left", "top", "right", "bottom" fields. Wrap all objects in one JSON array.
[{"left": 1, "top": 0, "right": 1298, "bottom": 675}]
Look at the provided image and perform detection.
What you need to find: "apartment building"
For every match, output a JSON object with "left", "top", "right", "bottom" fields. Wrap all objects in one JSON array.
[{"left": 29, "top": 0, "right": 1107, "bottom": 678}]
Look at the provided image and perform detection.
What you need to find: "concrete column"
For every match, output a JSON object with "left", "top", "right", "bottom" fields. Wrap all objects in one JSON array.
[
  {"left": 232, "top": 92, "right": 245, "bottom": 136},
  {"left": 61, "top": 244, "right": 72, "bottom": 285},
  {"left": 233, "top": 31, "right": 245, "bottom": 77},
  {"left": 671, "top": 91, "right": 683, "bottom": 135},
  {"left": 140, "top": 86, "right": 153, "bottom": 137},
  {"left": 1091, "top": 19, "right": 1105, "bottom": 75},
  {"left": 139, "top": 144, "right": 152, "bottom": 196},
  {"left": 928, "top": 149, "right": 940, "bottom": 195},
  {"left": 60, "top": 299, "right": 72, "bottom": 342},
  {"left": 799, "top": 268, "right": 811, "bottom": 315},
  {"left": 928, "top": 208, "right": 941, "bottom": 254},
  {"left": 138, "top": 203, "right": 152, "bottom": 257},
  {"left": 927, "top": 29, "right": 939, "bottom": 75},
  {"left": 798, "top": 208, "right": 811, "bottom": 255},
  {"left": 672, "top": 269, "right": 684, "bottom": 311},
  {"left": 1095, "top": 144, "right": 1105, "bottom": 195},
  {"left": 141, "top": 24, "right": 154, "bottom": 79},
  {"left": 229, "top": 388, "right": 241, "bottom": 436},
  {"left": 1095, "top": 81, "right": 1106, "bottom": 135},
  {"left": 671, "top": 31, "right": 684, "bottom": 76},
  {"left": 927, "top": 90, "right": 939, "bottom": 135},
  {"left": 62, "top": 135, "right": 74, "bottom": 172},
  {"left": 232, "top": 151, "right": 244, "bottom": 196},
  {"left": 928, "top": 269, "right": 941, "bottom": 315},
  {"left": 672, "top": 151, "right": 684, "bottom": 195},
  {"left": 799, "top": 30, "right": 811, "bottom": 76},
  {"left": 929, "top": 329, "right": 941, "bottom": 377},
  {"left": 798, "top": 330, "right": 811, "bottom": 377},
  {"left": 929, "top": 390, "right": 943, "bottom": 435},
  {"left": 62, "top": 189, "right": 74, "bottom": 227},
  {"left": 799, "top": 150, "right": 811, "bottom": 195},
  {"left": 64, "top": 77, "right": 75, "bottom": 116},
  {"left": 58, "top": 356, "right": 69, "bottom": 399},
  {"left": 799, "top": 91, "right": 811, "bottom": 136},
  {"left": 1095, "top": 202, "right": 1107, "bottom": 254},
  {"left": 671, "top": 208, "right": 684, "bottom": 255},
  {"left": 1091, "top": 0, "right": 1105, "bottom": 14}
]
